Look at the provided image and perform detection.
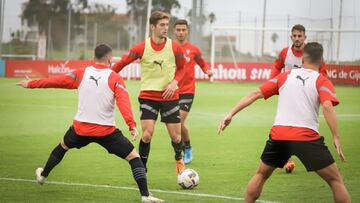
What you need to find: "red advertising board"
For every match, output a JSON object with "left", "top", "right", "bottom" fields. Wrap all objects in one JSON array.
[
  {"left": 326, "top": 64, "right": 360, "bottom": 85},
  {"left": 196, "top": 62, "right": 272, "bottom": 82},
  {"left": 5, "top": 60, "right": 360, "bottom": 85},
  {"left": 196, "top": 62, "right": 360, "bottom": 85},
  {"left": 5, "top": 60, "right": 94, "bottom": 78}
]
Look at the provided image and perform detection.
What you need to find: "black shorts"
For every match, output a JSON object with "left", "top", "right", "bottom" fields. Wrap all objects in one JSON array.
[
  {"left": 260, "top": 136, "right": 335, "bottom": 171},
  {"left": 139, "top": 98, "right": 180, "bottom": 123},
  {"left": 179, "top": 94, "right": 195, "bottom": 112},
  {"left": 63, "top": 126, "right": 134, "bottom": 159}
]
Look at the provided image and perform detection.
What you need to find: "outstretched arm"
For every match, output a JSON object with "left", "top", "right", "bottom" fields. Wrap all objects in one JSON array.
[
  {"left": 16, "top": 76, "right": 32, "bottom": 88},
  {"left": 218, "top": 71, "right": 287, "bottom": 134},
  {"left": 322, "top": 100, "right": 345, "bottom": 162},
  {"left": 316, "top": 76, "right": 343, "bottom": 161},
  {"left": 112, "top": 42, "right": 144, "bottom": 73},
  {"left": 16, "top": 70, "right": 82, "bottom": 89},
  {"left": 218, "top": 89, "right": 264, "bottom": 134},
  {"left": 194, "top": 49, "right": 213, "bottom": 77},
  {"left": 111, "top": 73, "right": 137, "bottom": 141}
]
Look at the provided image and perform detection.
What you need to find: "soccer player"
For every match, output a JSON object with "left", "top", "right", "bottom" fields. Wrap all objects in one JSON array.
[
  {"left": 173, "top": 19, "right": 213, "bottom": 164},
  {"left": 270, "top": 24, "right": 328, "bottom": 171},
  {"left": 270, "top": 24, "right": 327, "bottom": 79},
  {"left": 16, "top": 44, "right": 164, "bottom": 203},
  {"left": 112, "top": 11, "right": 186, "bottom": 175},
  {"left": 219, "top": 42, "right": 350, "bottom": 203}
]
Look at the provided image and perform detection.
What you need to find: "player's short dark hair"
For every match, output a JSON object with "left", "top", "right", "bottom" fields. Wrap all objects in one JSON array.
[
  {"left": 94, "top": 43, "right": 112, "bottom": 59},
  {"left": 291, "top": 24, "right": 306, "bottom": 33},
  {"left": 174, "top": 19, "right": 189, "bottom": 28},
  {"left": 304, "top": 42, "right": 323, "bottom": 65},
  {"left": 149, "top": 11, "right": 170, "bottom": 25}
]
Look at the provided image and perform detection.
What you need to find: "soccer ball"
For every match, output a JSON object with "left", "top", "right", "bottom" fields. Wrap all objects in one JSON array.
[
  {"left": 285, "top": 160, "right": 296, "bottom": 173},
  {"left": 177, "top": 169, "right": 199, "bottom": 189}
]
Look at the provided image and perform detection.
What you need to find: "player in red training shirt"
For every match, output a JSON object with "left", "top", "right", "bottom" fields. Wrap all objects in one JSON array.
[
  {"left": 270, "top": 24, "right": 327, "bottom": 79},
  {"left": 219, "top": 42, "right": 350, "bottom": 203},
  {"left": 173, "top": 19, "right": 213, "bottom": 164},
  {"left": 112, "top": 11, "right": 186, "bottom": 176},
  {"left": 16, "top": 44, "right": 163, "bottom": 203},
  {"left": 270, "top": 24, "right": 328, "bottom": 171}
]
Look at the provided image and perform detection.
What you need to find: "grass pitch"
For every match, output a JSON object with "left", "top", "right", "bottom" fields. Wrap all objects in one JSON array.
[{"left": 0, "top": 78, "right": 359, "bottom": 202}]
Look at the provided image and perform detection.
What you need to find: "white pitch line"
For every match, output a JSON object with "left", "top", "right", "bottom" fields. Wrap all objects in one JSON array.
[
  {"left": 320, "top": 114, "right": 360, "bottom": 118},
  {"left": 1, "top": 103, "right": 360, "bottom": 119},
  {"left": 193, "top": 112, "right": 360, "bottom": 120},
  {"left": 0, "top": 177, "right": 279, "bottom": 203},
  {"left": 0, "top": 103, "right": 73, "bottom": 109}
]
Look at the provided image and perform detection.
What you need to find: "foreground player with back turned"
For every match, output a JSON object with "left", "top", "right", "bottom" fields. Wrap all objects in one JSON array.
[
  {"left": 270, "top": 24, "right": 328, "bottom": 172},
  {"left": 219, "top": 42, "right": 350, "bottom": 203},
  {"left": 17, "top": 44, "right": 164, "bottom": 203},
  {"left": 173, "top": 19, "right": 213, "bottom": 164},
  {"left": 112, "top": 11, "right": 186, "bottom": 176}
]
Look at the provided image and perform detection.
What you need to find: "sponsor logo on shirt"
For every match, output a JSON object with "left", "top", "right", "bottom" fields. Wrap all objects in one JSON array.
[
  {"left": 296, "top": 75, "right": 309, "bottom": 86},
  {"left": 153, "top": 60, "right": 164, "bottom": 69},
  {"left": 90, "top": 75, "right": 101, "bottom": 86}
]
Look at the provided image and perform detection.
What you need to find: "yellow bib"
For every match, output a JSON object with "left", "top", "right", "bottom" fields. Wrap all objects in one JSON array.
[{"left": 140, "top": 38, "right": 176, "bottom": 91}]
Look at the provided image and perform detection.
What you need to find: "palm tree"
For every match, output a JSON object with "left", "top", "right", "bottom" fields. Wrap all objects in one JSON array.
[
  {"left": 208, "top": 12, "right": 216, "bottom": 24},
  {"left": 271, "top": 32, "right": 279, "bottom": 54}
]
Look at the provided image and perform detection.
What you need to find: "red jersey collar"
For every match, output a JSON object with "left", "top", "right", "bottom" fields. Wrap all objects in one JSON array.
[
  {"left": 180, "top": 41, "right": 189, "bottom": 47},
  {"left": 93, "top": 63, "right": 110, "bottom": 69},
  {"left": 149, "top": 37, "right": 168, "bottom": 51},
  {"left": 150, "top": 37, "right": 167, "bottom": 45}
]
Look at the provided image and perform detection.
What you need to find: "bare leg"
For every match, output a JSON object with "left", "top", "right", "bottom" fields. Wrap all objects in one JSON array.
[
  {"left": 125, "top": 149, "right": 140, "bottom": 161},
  {"left": 166, "top": 123, "right": 181, "bottom": 144},
  {"left": 141, "top": 120, "right": 156, "bottom": 143},
  {"left": 180, "top": 110, "right": 190, "bottom": 143},
  {"left": 166, "top": 123, "right": 185, "bottom": 174},
  {"left": 316, "top": 163, "right": 351, "bottom": 203},
  {"left": 245, "top": 161, "right": 275, "bottom": 203}
]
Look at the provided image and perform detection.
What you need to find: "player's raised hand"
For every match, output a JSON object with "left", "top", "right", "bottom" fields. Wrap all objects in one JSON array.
[
  {"left": 16, "top": 76, "right": 32, "bottom": 88},
  {"left": 333, "top": 136, "right": 346, "bottom": 162},
  {"left": 130, "top": 127, "right": 138, "bottom": 142},
  {"left": 218, "top": 114, "right": 233, "bottom": 135},
  {"left": 163, "top": 80, "right": 178, "bottom": 99}
]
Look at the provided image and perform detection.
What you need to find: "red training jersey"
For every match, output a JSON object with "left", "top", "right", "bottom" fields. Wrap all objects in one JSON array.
[
  {"left": 270, "top": 46, "right": 327, "bottom": 79},
  {"left": 259, "top": 70, "right": 339, "bottom": 141},
  {"left": 112, "top": 37, "right": 185, "bottom": 101},
  {"left": 178, "top": 42, "right": 209, "bottom": 94},
  {"left": 28, "top": 63, "right": 136, "bottom": 137}
]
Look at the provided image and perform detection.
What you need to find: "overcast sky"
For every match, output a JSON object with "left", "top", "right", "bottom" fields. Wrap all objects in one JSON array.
[{"left": 2, "top": 0, "right": 360, "bottom": 61}]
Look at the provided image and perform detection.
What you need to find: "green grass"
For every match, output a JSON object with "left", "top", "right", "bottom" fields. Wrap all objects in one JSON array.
[{"left": 0, "top": 78, "right": 359, "bottom": 202}]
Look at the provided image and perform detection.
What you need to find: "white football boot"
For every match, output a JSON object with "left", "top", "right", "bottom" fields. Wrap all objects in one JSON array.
[
  {"left": 35, "top": 167, "right": 46, "bottom": 185},
  {"left": 141, "top": 195, "right": 164, "bottom": 203}
]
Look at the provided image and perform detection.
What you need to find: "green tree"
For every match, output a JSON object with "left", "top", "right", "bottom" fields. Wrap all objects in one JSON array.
[
  {"left": 86, "top": 4, "right": 129, "bottom": 51},
  {"left": 208, "top": 12, "right": 216, "bottom": 24},
  {"left": 186, "top": 10, "right": 216, "bottom": 24},
  {"left": 22, "top": 0, "right": 88, "bottom": 49},
  {"left": 271, "top": 32, "right": 279, "bottom": 52},
  {"left": 126, "top": 0, "right": 180, "bottom": 40}
]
